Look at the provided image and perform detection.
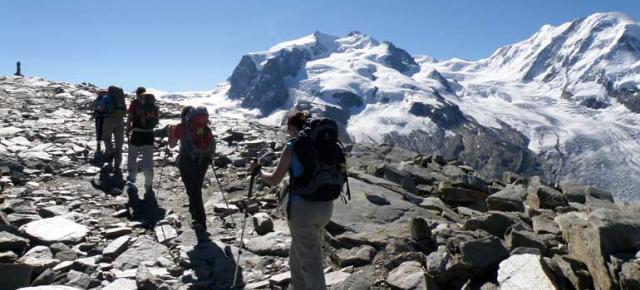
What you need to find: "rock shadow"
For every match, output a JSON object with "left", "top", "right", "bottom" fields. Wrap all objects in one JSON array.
[
  {"left": 126, "top": 187, "right": 167, "bottom": 228},
  {"left": 184, "top": 238, "right": 245, "bottom": 289}
]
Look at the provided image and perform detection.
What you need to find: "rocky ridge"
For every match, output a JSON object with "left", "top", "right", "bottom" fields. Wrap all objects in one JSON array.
[{"left": 1, "top": 76, "right": 640, "bottom": 290}]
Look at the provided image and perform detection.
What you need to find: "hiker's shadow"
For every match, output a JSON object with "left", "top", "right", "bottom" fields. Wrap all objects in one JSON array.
[
  {"left": 126, "top": 187, "right": 166, "bottom": 228},
  {"left": 185, "top": 238, "right": 245, "bottom": 289},
  {"left": 90, "top": 166, "right": 125, "bottom": 197}
]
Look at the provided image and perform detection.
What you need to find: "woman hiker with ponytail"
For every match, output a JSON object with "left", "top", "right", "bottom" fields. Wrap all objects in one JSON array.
[{"left": 248, "top": 110, "right": 334, "bottom": 290}]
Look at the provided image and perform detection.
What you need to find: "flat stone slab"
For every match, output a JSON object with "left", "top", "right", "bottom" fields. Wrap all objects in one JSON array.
[
  {"left": 113, "top": 236, "right": 168, "bottom": 270},
  {"left": 102, "top": 278, "right": 137, "bottom": 290},
  {"left": 20, "top": 216, "right": 88, "bottom": 243},
  {"left": 154, "top": 225, "right": 178, "bottom": 243},
  {"left": 498, "top": 254, "right": 559, "bottom": 290},
  {"left": 245, "top": 231, "right": 290, "bottom": 257},
  {"left": 102, "top": 235, "right": 130, "bottom": 258}
]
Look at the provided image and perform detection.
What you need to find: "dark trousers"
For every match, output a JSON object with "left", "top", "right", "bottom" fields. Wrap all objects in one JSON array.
[
  {"left": 178, "top": 156, "right": 210, "bottom": 227},
  {"left": 95, "top": 117, "right": 104, "bottom": 142}
]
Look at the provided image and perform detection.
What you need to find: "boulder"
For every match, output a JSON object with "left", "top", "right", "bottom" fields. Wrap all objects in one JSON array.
[
  {"left": 460, "top": 236, "right": 509, "bottom": 274},
  {"left": 20, "top": 216, "right": 88, "bottom": 243},
  {"left": 497, "top": 254, "right": 559, "bottom": 290},
  {"left": 103, "top": 278, "right": 137, "bottom": 290},
  {"left": 17, "top": 245, "right": 59, "bottom": 272},
  {"left": 505, "top": 229, "right": 548, "bottom": 254},
  {"left": 555, "top": 208, "right": 640, "bottom": 290},
  {"left": 0, "top": 230, "right": 29, "bottom": 252},
  {"left": 251, "top": 212, "right": 274, "bottom": 235},
  {"left": 551, "top": 255, "right": 593, "bottom": 290},
  {"left": 102, "top": 236, "right": 130, "bottom": 258},
  {"left": 331, "top": 270, "right": 375, "bottom": 290},
  {"left": 438, "top": 181, "right": 487, "bottom": 204},
  {"left": 104, "top": 227, "right": 132, "bottom": 238},
  {"left": 619, "top": 261, "right": 640, "bottom": 290},
  {"left": 136, "top": 264, "right": 163, "bottom": 290},
  {"left": 387, "top": 261, "right": 438, "bottom": 290},
  {"left": 37, "top": 205, "right": 69, "bottom": 218},
  {"left": 463, "top": 211, "right": 530, "bottom": 238},
  {"left": 0, "top": 250, "right": 18, "bottom": 262},
  {"left": 486, "top": 185, "right": 526, "bottom": 212},
  {"left": 113, "top": 236, "right": 168, "bottom": 270},
  {"left": 560, "top": 182, "right": 613, "bottom": 203},
  {"left": 244, "top": 231, "right": 290, "bottom": 256},
  {"left": 333, "top": 245, "right": 377, "bottom": 267},
  {"left": 532, "top": 215, "right": 561, "bottom": 235},
  {"left": 16, "top": 286, "right": 81, "bottom": 290},
  {"left": 426, "top": 246, "right": 468, "bottom": 283},
  {"left": 527, "top": 179, "right": 566, "bottom": 210}
]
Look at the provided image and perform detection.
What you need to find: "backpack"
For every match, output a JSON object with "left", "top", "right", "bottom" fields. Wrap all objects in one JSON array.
[
  {"left": 291, "top": 117, "right": 350, "bottom": 202},
  {"left": 105, "top": 86, "right": 126, "bottom": 118},
  {"left": 180, "top": 106, "right": 215, "bottom": 161},
  {"left": 133, "top": 94, "right": 159, "bottom": 130}
]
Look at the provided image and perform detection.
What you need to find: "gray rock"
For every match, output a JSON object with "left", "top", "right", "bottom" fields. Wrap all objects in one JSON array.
[
  {"left": 334, "top": 245, "right": 377, "bottom": 267},
  {"left": 0, "top": 230, "right": 29, "bottom": 252},
  {"left": 619, "top": 261, "right": 640, "bottom": 290},
  {"left": 463, "top": 211, "right": 530, "bottom": 238},
  {"left": 0, "top": 250, "right": 19, "bottom": 262},
  {"left": 387, "top": 261, "right": 437, "bottom": 290},
  {"left": 460, "top": 236, "right": 509, "bottom": 274},
  {"left": 486, "top": 185, "right": 526, "bottom": 212},
  {"left": 66, "top": 269, "right": 100, "bottom": 289},
  {"left": 244, "top": 231, "right": 290, "bottom": 256},
  {"left": 365, "top": 192, "right": 391, "bottom": 205},
  {"left": 331, "top": 271, "right": 375, "bottom": 290},
  {"left": 420, "top": 197, "right": 462, "bottom": 223},
  {"left": 505, "top": 229, "right": 548, "bottom": 254},
  {"left": 31, "top": 268, "right": 56, "bottom": 286},
  {"left": 437, "top": 181, "right": 488, "bottom": 204},
  {"left": 0, "top": 263, "right": 32, "bottom": 289},
  {"left": 114, "top": 236, "right": 168, "bottom": 270},
  {"left": 54, "top": 250, "right": 78, "bottom": 261},
  {"left": 325, "top": 271, "right": 352, "bottom": 288},
  {"left": 20, "top": 216, "right": 88, "bottom": 243},
  {"left": 532, "top": 215, "right": 561, "bottom": 235},
  {"left": 551, "top": 255, "right": 593, "bottom": 290},
  {"left": 497, "top": 254, "right": 559, "bottom": 290},
  {"left": 71, "top": 256, "right": 99, "bottom": 272},
  {"left": 104, "top": 227, "right": 133, "bottom": 238},
  {"left": 18, "top": 245, "right": 60, "bottom": 272},
  {"left": 136, "top": 264, "right": 163, "bottom": 290},
  {"left": 154, "top": 225, "right": 178, "bottom": 243},
  {"left": 410, "top": 217, "right": 431, "bottom": 241},
  {"left": 555, "top": 208, "right": 640, "bottom": 290},
  {"left": 37, "top": 205, "right": 69, "bottom": 218},
  {"left": 102, "top": 235, "right": 130, "bottom": 258},
  {"left": 7, "top": 213, "right": 41, "bottom": 226},
  {"left": 102, "top": 278, "right": 137, "bottom": 290},
  {"left": 560, "top": 182, "right": 613, "bottom": 203},
  {"left": 251, "top": 212, "right": 274, "bottom": 235},
  {"left": 527, "top": 179, "right": 566, "bottom": 210}
]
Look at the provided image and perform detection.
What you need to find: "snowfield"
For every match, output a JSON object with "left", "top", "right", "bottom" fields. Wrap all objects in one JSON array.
[{"left": 159, "top": 12, "right": 640, "bottom": 201}]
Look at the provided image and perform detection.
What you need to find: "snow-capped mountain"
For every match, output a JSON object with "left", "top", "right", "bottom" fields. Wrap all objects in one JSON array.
[{"left": 162, "top": 12, "right": 640, "bottom": 201}]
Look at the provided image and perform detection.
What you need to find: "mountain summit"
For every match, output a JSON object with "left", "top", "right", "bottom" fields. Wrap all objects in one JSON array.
[{"left": 163, "top": 12, "right": 640, "bottom": 200}]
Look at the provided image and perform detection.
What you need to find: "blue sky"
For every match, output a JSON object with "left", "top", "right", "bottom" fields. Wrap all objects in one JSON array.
[{"left": 1, "top": 0, "right": 639, "bottom": 91}]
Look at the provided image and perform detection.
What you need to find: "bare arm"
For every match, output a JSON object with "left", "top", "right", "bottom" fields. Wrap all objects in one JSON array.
[{"left": 259, "top": 145, "right": 292, "bottom": 186}]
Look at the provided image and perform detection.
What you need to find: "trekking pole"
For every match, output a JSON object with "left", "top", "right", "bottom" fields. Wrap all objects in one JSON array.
[
  {"left": 156, "top": 144, "right": 170, "bottom": 199},
  {"left": 231, "top": 161, "right": 261, "bottom": 289},
  {"left": 209, "top": 161, "right": 236, "bottom": 226}
]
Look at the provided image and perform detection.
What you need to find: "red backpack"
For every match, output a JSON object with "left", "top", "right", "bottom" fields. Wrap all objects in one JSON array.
[{"left": 180, "top": 107, "right": 215, "bottom": 160}]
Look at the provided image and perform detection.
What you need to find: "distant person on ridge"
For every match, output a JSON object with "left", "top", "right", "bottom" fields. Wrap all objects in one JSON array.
[
  {"left": 126, "top": 87, "right": 160, "bottom": 201},
  {"left": 168, "top": 106, "right": 216, "bottom": 233},
  {"left": 101, "top": 85, "right": 127, "bottom": 175},
  {"left": 14, "top": 61, "right": 23, "bottom": 77},
  {"left": 248, "top": 110, "right": 349, "bottom": 290},
  {"left": 91, "top": 89, "right": 108, "bottom": 153}
]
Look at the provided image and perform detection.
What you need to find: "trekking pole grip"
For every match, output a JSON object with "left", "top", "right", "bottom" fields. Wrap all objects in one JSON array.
[{"left": 250, "top": 159, "right": 262, "bottom": 177}]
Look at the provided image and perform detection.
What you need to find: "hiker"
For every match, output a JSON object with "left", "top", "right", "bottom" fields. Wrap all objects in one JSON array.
[
  {"left": 101, "top": 85, "right": 127, "bottom": 175},
  {"left": 14, "top": 61, "right": 23, "bottom": 77},
  {"left": 248, "top": 110, "right": 349, "bottom": 290},
  {"left": 126, "top": 90, "right": 159, "bottom": 197},
  {"left": 168, "top": 106, "right": 216, "bottom": 232},
  {"left": 91, "top": 89, "right": 108, "bottom": 152}
]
